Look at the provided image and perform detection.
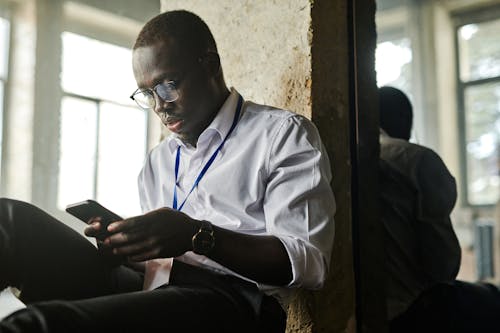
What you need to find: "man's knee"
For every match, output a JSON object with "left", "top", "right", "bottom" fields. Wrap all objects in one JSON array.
[
  {"left": 1, "top": 307, "right": 49, "bottom": 333},
  {"left": 0, "top": 198, "right": 35, "bottom": 220}
]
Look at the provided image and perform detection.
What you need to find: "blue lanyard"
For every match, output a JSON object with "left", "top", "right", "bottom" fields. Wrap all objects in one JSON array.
[{"left": 173, "top": 94, "right": 243, "bottom": 211}]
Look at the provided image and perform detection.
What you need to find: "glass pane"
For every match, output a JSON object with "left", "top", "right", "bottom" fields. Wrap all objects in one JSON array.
[
  {"left": 458, "top": 18, "right": 500, "bottom": 82},
  {"left": 57, "top": 96, "right": 98, "bottom": 210},
  {"left": 465, "top": 82, "right": 500, "bottom": 205},
  {"left": 0, "top": 17, "right": 9, "bottom": 79},
  {"left": 375, "top": 37, "right": 413, "bottom": 94},
  {"left": 96, "top": 102, "right": 146, "bottom": 217},
  {"left": 61, "top": 32, "right": 136, "bottom": 105}
]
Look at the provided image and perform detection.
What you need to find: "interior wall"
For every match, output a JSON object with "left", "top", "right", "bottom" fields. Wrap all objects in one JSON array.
[{"left": 70, "top": 0, "right": 159, "bottom": 23}]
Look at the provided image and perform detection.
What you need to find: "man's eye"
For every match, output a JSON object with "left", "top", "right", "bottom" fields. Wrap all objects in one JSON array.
[{"left": 156, "top": 84, "right": 173, "bottom": 96}]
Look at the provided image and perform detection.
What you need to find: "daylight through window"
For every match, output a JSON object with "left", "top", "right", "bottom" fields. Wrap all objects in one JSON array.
[{"left": 58, "top": 32, "right": 147, "bottom": 217}]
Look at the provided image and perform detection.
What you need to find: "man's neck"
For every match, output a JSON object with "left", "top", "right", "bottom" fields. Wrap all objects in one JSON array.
[{"left": 184, "top": 87, "right": 231, "bottom": 148}]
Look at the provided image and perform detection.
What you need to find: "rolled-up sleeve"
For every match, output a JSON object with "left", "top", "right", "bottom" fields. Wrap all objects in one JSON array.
[{"left": 263, "top": 115, "right": 336, "bottom": 289}]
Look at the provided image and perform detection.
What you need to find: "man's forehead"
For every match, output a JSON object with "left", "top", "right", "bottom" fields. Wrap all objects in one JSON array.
[
  {"left": 132, "top": 39, "right": 192, "bottom": 87},
  {"left": 134, "top": 38, "right": 195, "bottom": 68}
]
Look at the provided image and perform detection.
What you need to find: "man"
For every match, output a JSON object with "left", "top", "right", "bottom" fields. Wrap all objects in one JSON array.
[
  {"left": 0, "top": 10, "right": 335, "bottom": 332},
  {"left": 377, "top": 86, "right": 461, "bottom": 324}
]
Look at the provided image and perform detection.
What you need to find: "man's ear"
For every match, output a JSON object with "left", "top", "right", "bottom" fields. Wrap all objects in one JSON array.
[{"left": 200, "top": 52, "right": 221, "bottom": 77}]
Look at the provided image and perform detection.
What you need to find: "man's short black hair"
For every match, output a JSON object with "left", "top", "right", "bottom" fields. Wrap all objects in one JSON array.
[
  {"left": 379, "top": 86, "right": 413, "bottom": 141},
  {"left": 134, "top": 10, "right": 217, "bottom": 57}
]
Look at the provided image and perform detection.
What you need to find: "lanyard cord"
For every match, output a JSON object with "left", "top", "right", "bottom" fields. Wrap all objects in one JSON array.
[{"left": 173, "top": 94, "right": 243, "bottom": 211}]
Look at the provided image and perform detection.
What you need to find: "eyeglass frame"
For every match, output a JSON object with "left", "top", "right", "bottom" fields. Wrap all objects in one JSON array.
[
  {"left": 129, "top": 51, "right": 219, "bottom": 112},
  {"left": 129, "top": 79, "right": 180, "bottom": 111}
]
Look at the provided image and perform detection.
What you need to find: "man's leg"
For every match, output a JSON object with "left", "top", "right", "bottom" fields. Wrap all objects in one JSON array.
[
  {"left": 1, "top": 285, "right": 258, "bottom": 333},
  {"left": 0, "top": 198, "right": 142, "bottom": 303},
  {"left": 0, "top": 259, "right": 285, "bottom": 333}
]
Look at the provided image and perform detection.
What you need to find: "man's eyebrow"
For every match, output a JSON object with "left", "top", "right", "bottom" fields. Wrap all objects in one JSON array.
[{"left": 149, "top": 72, "right": 179, "bottom": 88}]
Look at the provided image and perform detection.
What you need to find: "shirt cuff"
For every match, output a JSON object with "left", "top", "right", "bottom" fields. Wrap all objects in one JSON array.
[
  {"left": 276, "top": 235, "right": 328, "bottom": 289},
  {"left": 143, "top": 258, "right": 174, "bottom": 291}
]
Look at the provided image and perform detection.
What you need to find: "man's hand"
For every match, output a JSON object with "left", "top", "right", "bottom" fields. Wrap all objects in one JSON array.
[
  {"left": 83, "top": 210, "right": 293, "bottom": 285},
  {"left": 101, "top": 208, "right": 199, "bottom": 262},
  {"left": 84, "top": 216, "right": 124, "bottom": 266},
  {"left": 83, "top": 216, "right": 107, "bottom": 239}
]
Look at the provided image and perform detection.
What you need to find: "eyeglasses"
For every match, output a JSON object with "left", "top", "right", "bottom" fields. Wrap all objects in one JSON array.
[{"left": 130, "top": 80, "right": 179, "bottom": 111}]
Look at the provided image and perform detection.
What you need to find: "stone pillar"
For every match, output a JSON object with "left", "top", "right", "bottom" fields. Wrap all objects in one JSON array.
[{"left": 162, "top": 0, "right": 314, "bottom": 116}]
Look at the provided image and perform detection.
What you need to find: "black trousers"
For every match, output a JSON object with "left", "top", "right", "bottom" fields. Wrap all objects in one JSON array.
[
  {"left": 0, "top": 198, "right": 286, "bottom": 332},
  {"left": 390, "top": 280, "right": 500, "bottom": 333}
]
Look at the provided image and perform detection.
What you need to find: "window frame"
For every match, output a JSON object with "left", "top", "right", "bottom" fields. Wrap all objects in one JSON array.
[
  {"left": 60, "top": 91, "right": 149, "bottom": 202},
  {"left": 454, "top": 5, "right": 500, "bottom": 207},
  {"left": 54, "top": 6, "right": 154, "bottom": 216}
]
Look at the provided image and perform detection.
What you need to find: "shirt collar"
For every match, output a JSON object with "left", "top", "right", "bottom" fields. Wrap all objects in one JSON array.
[{"left": 167, "top": 88, "right": 241, "bottom": 153}]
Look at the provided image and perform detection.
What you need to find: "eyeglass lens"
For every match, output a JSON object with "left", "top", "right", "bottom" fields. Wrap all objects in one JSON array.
[{"left": 133, "top": 81, "right": 179, "bottom": 110}]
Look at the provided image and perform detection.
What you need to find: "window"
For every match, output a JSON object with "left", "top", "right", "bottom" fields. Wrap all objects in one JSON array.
[
  {"left": 58, "top": 32, "right": 147, "bottom": 217},
  {"left": 376, "top": 36, "right": 413, "bottom": 94},
  {"left": 0, "top": 16, "right": 9, "bottom": 173},
  {"left": 375, "top": 3, "right": 418, "bottom": 139},
  {"left": 457, "top": 16, "right": 500, "bottom": 205}
]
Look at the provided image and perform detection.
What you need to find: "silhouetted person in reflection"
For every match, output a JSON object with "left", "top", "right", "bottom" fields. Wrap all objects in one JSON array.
[
  {"left": 379, "top": 86, "right": 461, "bottom": 321},
  {"left": 379, "top": 86, "right": 500, "bottom": 333}
]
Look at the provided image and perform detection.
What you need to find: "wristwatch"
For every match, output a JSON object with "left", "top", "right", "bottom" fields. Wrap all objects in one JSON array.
[{"left": 192, "top": 220, "right": 215, "bottom": 255}]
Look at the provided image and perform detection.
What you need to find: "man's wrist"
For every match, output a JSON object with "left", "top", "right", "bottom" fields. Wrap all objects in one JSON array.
[{"left": 191, "top": 220, "right": 215, "bottom": 255}]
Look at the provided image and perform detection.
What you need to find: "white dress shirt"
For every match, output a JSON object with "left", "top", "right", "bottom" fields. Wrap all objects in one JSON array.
[{"left": 138, "top": 88, "right": 335, "bottom": 305}]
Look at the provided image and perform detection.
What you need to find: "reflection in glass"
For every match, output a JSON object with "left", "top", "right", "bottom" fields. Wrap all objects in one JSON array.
[
  {"left": 458, "top": 18, "right": 500, "bottom": 82},
  {"left": 375, "top": 37, "right": 413, "bottom": 94},
  {"left": 57, "top": 97, "right": 98, "bottom": 209},
  {"left": 465, "top": 82, "right": 500, "bottom": 204}
]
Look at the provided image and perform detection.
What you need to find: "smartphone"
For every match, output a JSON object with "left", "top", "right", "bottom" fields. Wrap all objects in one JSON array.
[{"left": 66, "top": 199, "right": 123, "bottom": 239}]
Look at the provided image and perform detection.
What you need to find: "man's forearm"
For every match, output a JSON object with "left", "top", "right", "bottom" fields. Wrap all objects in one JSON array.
[{"left": 206, "top": 224, "right": 293, "bottom": 286}]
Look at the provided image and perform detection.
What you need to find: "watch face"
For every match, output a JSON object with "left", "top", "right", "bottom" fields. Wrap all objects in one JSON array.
[{"left": 193, "top": 230, "right": 215, "bottom": 255}]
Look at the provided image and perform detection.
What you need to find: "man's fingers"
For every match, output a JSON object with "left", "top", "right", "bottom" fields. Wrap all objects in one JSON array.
[
  {"left": 112, "top": 238, "right": 159, "bottom": 257},
  {"left": 129, "top": 247, "right": 162, "bottom": 262},
  {"left": 84, "top": 221, "right": 101, "bottom": 236},
  {"left": 107, "top": 216, "right": 140, "bottom": 233},
  {"left": 105, "top": 228, "right": 145, "bottom": 246}
]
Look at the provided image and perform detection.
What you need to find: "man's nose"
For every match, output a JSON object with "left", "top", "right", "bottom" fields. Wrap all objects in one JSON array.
[{"left": 154, "top": 94, "right": 173, "bottom": 113}]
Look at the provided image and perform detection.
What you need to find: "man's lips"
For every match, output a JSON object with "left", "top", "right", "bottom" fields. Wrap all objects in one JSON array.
[{"left": 165, "top": 116, "right": 184, "bottom": 132}]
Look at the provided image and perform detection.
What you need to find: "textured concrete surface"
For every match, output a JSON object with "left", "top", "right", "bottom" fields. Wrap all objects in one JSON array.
[{"left": 161, "top": 0, "right": 313, "bottom": 117}]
